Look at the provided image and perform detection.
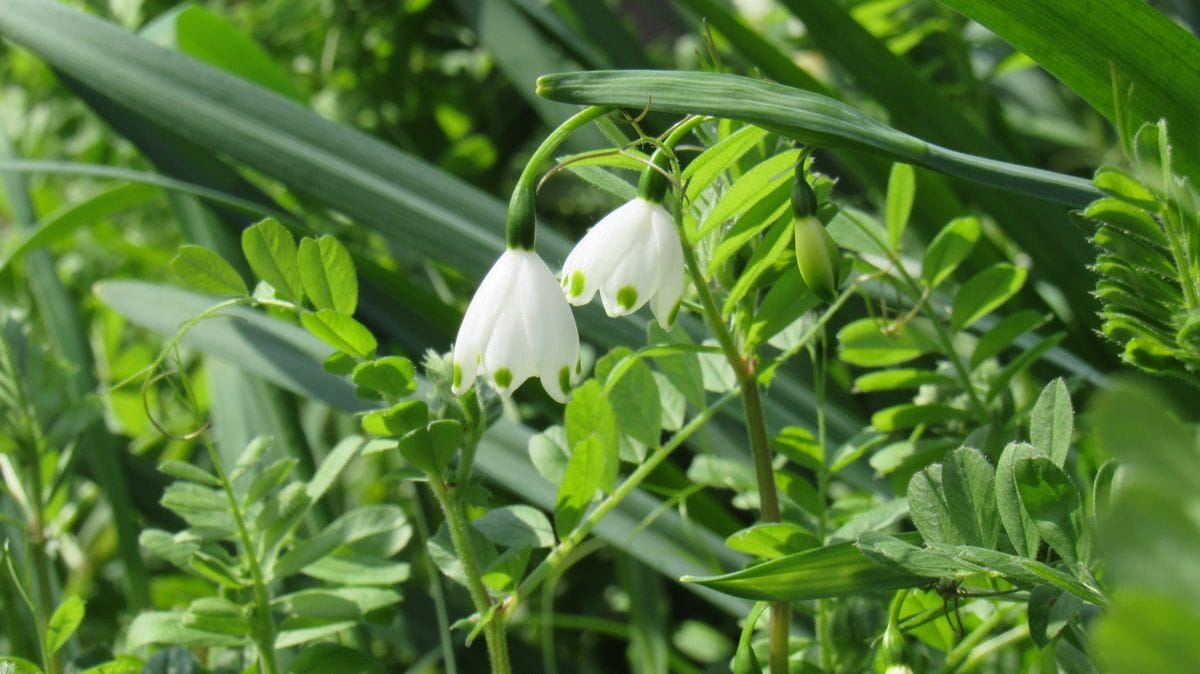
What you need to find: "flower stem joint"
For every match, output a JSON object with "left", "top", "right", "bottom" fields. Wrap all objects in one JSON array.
[{"left": 791, "top": 167, "right": 842, "bottom": 303}]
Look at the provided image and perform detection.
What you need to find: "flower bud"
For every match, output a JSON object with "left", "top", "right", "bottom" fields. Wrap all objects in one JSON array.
[
  {"left": 792, "top": 169, "right": 840, "bottom": 302},
  {"left": 794, "top": 215, "right": 841, "bottom": 302}
]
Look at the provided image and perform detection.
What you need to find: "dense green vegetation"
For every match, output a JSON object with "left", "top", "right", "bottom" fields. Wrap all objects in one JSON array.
[{"left": 1, "top": 1, "right": 1198, "bottom": 672}]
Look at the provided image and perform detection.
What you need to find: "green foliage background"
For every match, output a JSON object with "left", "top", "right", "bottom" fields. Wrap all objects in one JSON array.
[{"left": 0, "top": 0, "right": 1198, "bottom": 673}]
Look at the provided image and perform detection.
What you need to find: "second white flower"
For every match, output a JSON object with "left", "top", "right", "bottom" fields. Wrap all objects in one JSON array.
[{"left": 560, "top": 198, "right": 685, "bottom": 328}]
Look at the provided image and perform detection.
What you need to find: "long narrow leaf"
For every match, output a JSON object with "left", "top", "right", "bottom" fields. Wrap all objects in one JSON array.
[{"left": 536, "top": 70, "right": 1100, "bottom": 207}]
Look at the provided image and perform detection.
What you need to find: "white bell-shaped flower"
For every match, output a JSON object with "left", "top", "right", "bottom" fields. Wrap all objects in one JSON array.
[
  {"left": 560, "top": 198, "right": 685, "bottom": 328},
  {"left": 452, "top": 249, "right": 579, "bottom": 403}
]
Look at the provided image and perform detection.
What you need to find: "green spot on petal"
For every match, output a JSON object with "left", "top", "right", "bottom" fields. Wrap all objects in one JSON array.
[
  {"left": 558, "top": 366, "right": 571, "bottom": 395},
  {"left": 568, "top": 270, "right": 586, "bottom": 297},
  {"left": 493, "top": 368, "right": 513, "bottom": 389},
  {"left": 617, "top": 286, "right": 638, "bottom": 310},
  {"left": 452, "top": 363, "right": 463, "bottom": 389}
]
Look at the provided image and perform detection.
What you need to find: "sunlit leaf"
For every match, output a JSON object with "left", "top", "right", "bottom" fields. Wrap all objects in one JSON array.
[
  {"left": 951, "top": 263, "right": 1027, "bottom": 331},
  {"left": 242, "top": 217, "right": 303, "bottom": 303},
  {"left": 298, "top": 236, "right": 358, "bottom": 315}
]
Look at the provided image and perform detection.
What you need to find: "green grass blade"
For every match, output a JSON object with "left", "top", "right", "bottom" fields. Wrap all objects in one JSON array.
[
  {"left": 57, "top": 70, "right": 280, "bottom": 230},
  {"left": 0, "top": 0, "right": 505, "bottom": 274},
  {"left": 207, "top": 362, "right": 314, "bottom": 481},
  {"left": 936, "top": 0, "right": 1200, "bottom": 177},
  {"left": 551, "top": 0, "right": 650, "bottom": 68},
  {"left": 616, "top": 554, "right": 669, "bottom": 674}
]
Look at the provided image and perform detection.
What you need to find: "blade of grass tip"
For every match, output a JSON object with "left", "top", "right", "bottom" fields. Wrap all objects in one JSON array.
[{"left": 0, "top": 130, "right": 151, "bottom": 609}]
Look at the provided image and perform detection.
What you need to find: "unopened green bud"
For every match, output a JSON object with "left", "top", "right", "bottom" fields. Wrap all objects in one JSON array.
[{"left": 794, "top": 215, "right": 841, "bottom": 302}]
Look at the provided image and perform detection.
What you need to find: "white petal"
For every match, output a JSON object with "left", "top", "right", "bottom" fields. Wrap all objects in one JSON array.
[
  {"left": 518, "top": 251, "right": 579, "bottom": 402},
  {"left": 482, "top": 295, "right": 536, "bottom": 397},
  {"left": 451, "top": 250, "right": 521, "bottom": 394},
  {"left": 560, "top": 199, "right": 651, "bottom": 305},
  {"left": 648, "top": 205, "right": 686, "bottom": 328},
  {"left": 598, "top": 216, "right": 660, "bottom": 317}
]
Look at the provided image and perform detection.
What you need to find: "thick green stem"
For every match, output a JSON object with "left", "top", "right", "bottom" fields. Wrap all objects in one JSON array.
[
  {"left": 201, "top": 439, "right": 279, "bottom": 674},
  {"left": 428, "top": 477, "right": 511, "bottom": 674},
  {"left": 505, "top": 391, "right": 737, "bottom": 616},
  {"left": 506, "top": 106, "right": 612, "bottom": 249},
  {"left": 679, "top": 239, "right": 789, "bottom": 673}
]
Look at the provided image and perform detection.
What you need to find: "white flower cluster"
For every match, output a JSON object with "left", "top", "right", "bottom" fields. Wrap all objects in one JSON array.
[{"left": 451, "top": 198, "right": 685, "bottom": 403}]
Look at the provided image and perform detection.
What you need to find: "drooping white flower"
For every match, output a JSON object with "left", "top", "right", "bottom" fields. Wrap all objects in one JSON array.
[
  {"left": 451, "top": 249, "right": 579, "bottom": 403},
  {"left": 560, "top": 198, "right": 685, "bottom": 328}
]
